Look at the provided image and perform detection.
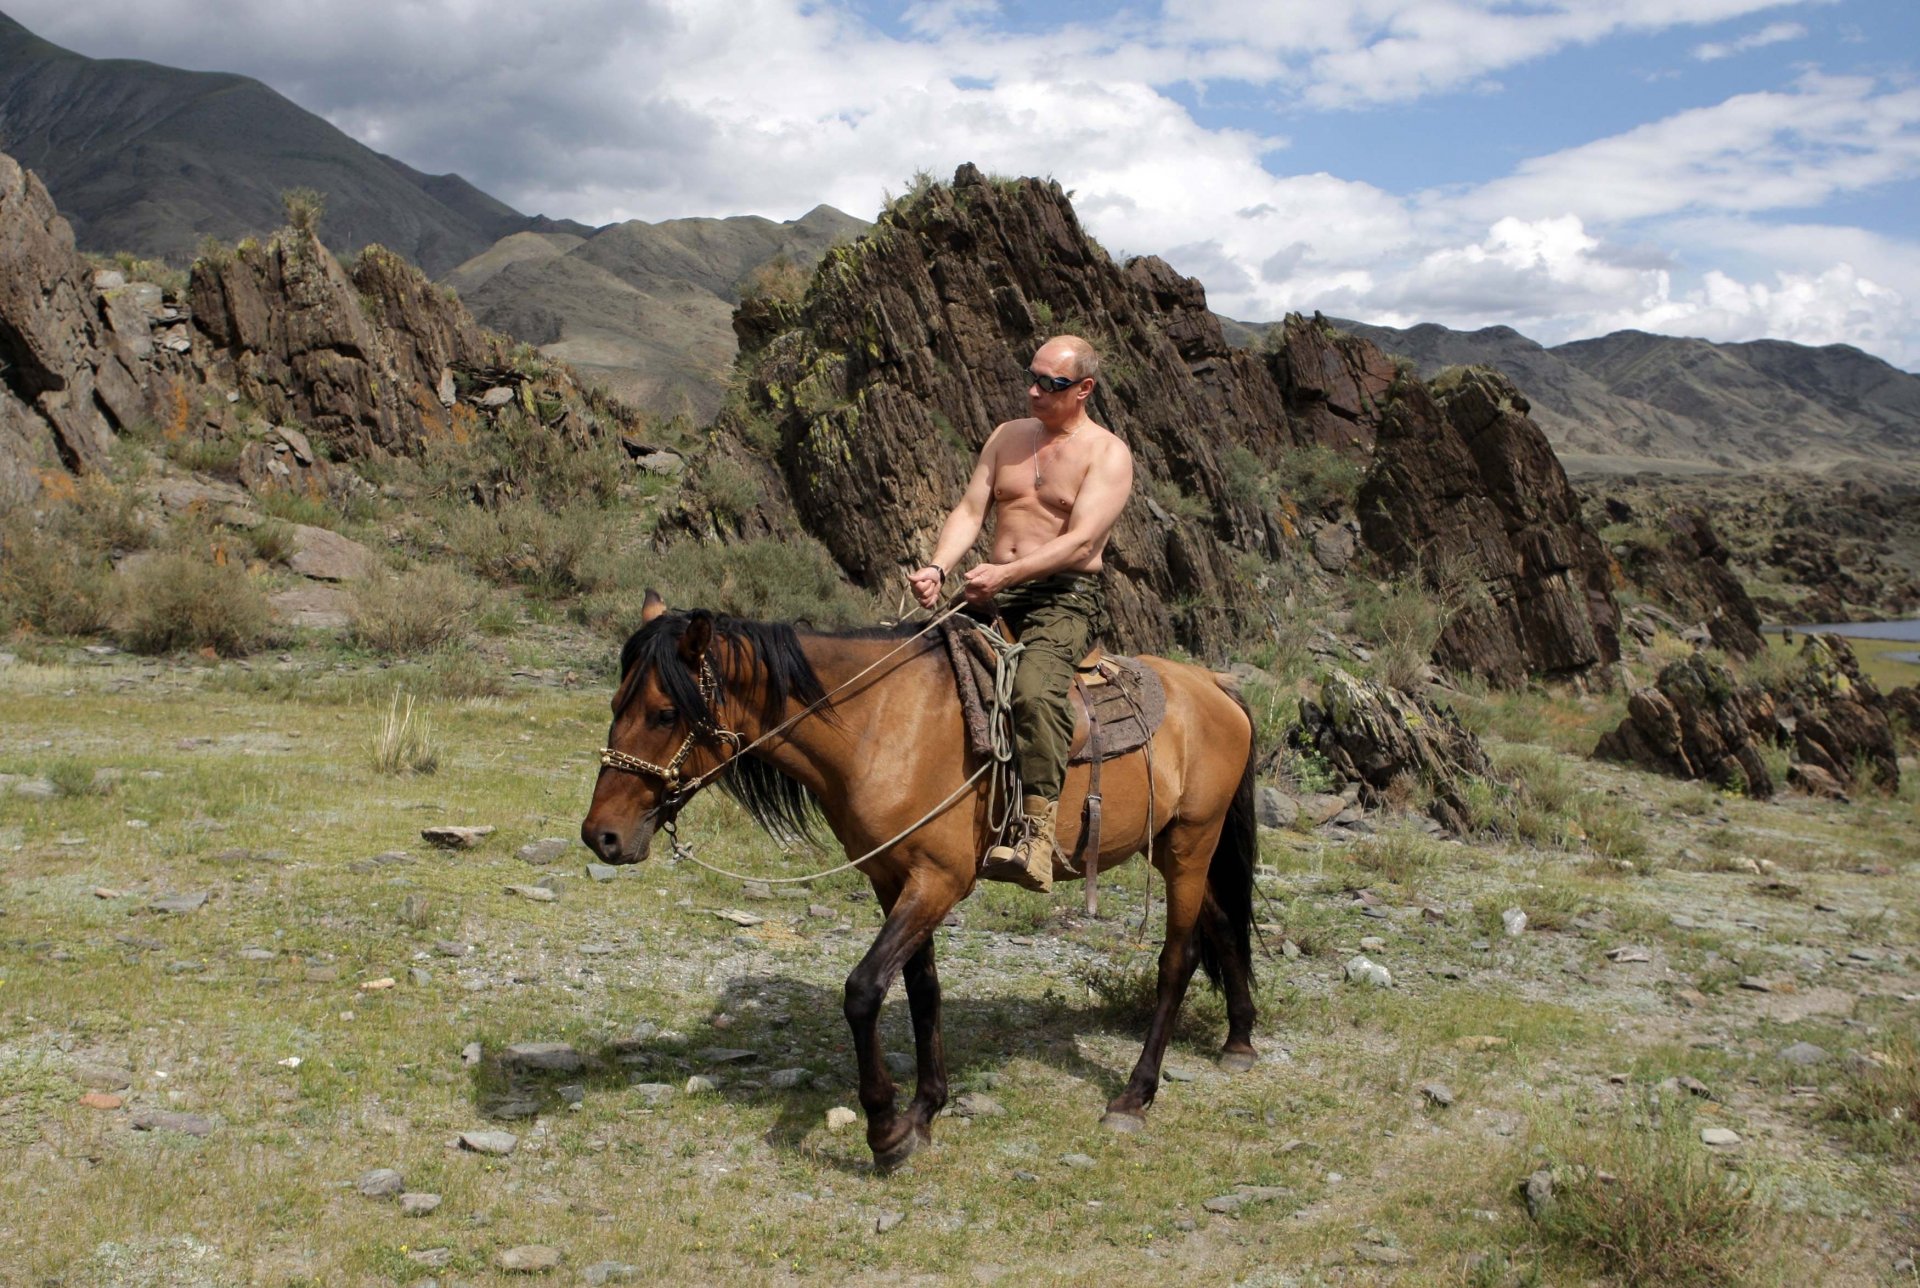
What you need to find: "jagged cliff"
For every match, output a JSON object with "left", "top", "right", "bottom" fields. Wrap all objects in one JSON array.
[
  {"left": 0, "top": 146, "right": 636, "bottom": 514},
  {"left": 699, "top": 164, "right": 1623, "bottom": 679}
]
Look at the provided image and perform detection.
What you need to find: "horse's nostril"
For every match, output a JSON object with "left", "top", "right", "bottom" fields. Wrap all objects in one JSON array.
[{"left": 595, "top": 831, "right": 622, "bottom": 860}]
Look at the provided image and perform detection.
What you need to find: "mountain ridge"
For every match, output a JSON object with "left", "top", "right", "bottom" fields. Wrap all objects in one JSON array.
[{"left": 0, "top": 9, "right": 587, "bottom": 275}]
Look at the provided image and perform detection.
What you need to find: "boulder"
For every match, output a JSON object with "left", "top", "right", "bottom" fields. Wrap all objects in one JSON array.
[
  {"left": 1289, "top": 667, "right": 1492, "bottom": 834},
  {"left": 286, "top": 524, "right": 373, "bottom": 581}
]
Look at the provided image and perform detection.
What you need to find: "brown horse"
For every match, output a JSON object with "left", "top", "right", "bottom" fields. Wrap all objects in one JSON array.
[{"left": 581, "top": 593, "right": 1259, "bottom": 1169}]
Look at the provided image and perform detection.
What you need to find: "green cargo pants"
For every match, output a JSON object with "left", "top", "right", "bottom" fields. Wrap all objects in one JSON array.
[{"left": 999, "top": 572, "right": 1109, "bottom": 802}]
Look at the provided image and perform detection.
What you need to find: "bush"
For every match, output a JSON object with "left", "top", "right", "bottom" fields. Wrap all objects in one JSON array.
[
  {"left": 281, "top": 187, "right": 325, "bottom": 238},
  {"left": 1530, "top": 1106, "right": 1757, "bottom": 1286},
  {"left": 1272, "top": 444, "right": 1363, "bottom": 515},
  {"left": 0, "top": 518, "right": 115, "bottom": 637},
  {"left": 419, "top": 404, "right": 626, "bottom": 510},
  {"left": 1350, "top": 824, "right": 1444, "bottom": 884},
  {"left": 1821, "top": 1038, "right": 1920, "bottom": 1159},
  {"left": 443, "top": 499, "right": 608, "bottom": 596},
  {"left": 1352, "top": 579, "right": 1445, "bottom": 693},
  {"left": 115, "top": 551, "right": 271, "bottom": 656},
  {"left": 581, "top": 536, "right": 877, "bottom": 633},
  {"left": 350, "top": 565, "right": 480, "bottom": 655}
]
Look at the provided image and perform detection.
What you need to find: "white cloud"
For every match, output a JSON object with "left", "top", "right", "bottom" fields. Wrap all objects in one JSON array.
[
  {"left": 5, "top": 0, "right": 1916, "bottom": 369},
  {"left": 1462, "top": 73, "right": 1920, "bottom": 224},
  {"left": 1692, "top": 20, "right": 1807, "bottom": 61}
]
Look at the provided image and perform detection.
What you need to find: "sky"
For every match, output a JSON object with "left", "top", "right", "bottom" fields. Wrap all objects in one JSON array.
[{"left": 13, "top": 0, "right": 1920, "bottom": 370}]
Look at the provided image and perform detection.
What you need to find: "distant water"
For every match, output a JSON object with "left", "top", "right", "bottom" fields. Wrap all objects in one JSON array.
[{"left": 1773, "top": 619, "right": 1920, "bottom": 643}]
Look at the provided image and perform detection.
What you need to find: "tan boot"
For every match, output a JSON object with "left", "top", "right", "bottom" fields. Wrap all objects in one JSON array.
[{"left": 981, "top": 796, "right": 1057, "bottom": 893}]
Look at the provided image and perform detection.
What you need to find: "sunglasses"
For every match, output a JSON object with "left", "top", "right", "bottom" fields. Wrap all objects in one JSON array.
[{"left": 1027, "top": 368, "right": 1083, "bottom": 393}]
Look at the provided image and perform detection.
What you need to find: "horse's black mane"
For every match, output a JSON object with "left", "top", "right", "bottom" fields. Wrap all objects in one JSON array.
[{"left": 614, "top": 611, "right": 934, "bottom": 846}]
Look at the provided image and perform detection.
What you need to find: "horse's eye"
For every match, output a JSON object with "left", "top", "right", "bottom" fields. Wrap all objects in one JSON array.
[{"left": 648, "top": 706, "right": 679, "bottom": 729}]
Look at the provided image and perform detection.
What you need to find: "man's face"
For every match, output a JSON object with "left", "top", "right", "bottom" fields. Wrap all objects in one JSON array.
[{"left": 1027, "top": 346, "right": 1087, "bottom": 424}]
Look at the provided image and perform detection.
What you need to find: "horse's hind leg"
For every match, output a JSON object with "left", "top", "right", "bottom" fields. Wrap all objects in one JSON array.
[
  {"left": 1209, "top": 892, "right": 1259, "bottom": 1072},
  {"left": 1101, "top": 834, "right": 1209, "bottom": 1131}
]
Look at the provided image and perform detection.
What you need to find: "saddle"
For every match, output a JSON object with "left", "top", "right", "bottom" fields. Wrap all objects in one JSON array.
[{"left": 940, "top": 620, "right": 1167, "bottom": 765}]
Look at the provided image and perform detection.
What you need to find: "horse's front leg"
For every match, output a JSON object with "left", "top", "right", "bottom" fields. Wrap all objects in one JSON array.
[
  {"left": 843, "top": 877, "right": 952, "bottom": 1170},
  {"left": 900, "top": 935, "right": 949, "bottom": 1139}
]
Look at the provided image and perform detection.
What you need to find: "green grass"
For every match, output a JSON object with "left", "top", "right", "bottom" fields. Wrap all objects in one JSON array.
[{"left": 0, "top": 649, "right": 1909, "bottom": 1284}]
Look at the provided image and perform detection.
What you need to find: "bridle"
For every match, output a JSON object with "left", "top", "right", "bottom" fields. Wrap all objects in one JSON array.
[
  {"left": 594, "top": 600, "right": 970, "bottom": 843},
  {"left": 598, "top": 654, "right": 743, "bottom": 832}
]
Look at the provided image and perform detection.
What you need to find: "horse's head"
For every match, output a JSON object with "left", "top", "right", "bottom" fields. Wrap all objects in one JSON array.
[{"left": 581, "top": 591, "right": 737, "bottom": 865}]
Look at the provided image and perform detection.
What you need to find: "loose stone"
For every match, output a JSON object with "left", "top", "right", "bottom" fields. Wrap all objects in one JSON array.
[
  {"left": 1700, "top": 1127, "right": 1741, "bottom": 1147},
  {"left": 457, "top": 1129, "right": 518, "bottom": 1156},
  {"left": 826, "top": 1106, "right": 857, "bottom": 1131},
  {"left": 398, "top": 1192, "right": 441, "bottom": 1217},
  {"left": 355, "top": 1167, "right": 405, "bottom": 1198},
  {"left": 495, "top": 1245, "right": 561, "bottom": 1273}
]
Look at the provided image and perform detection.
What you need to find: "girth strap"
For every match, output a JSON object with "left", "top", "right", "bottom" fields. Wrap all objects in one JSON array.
[{"left": 1070, "top": 677, "right": 1103, "bottom": 916}]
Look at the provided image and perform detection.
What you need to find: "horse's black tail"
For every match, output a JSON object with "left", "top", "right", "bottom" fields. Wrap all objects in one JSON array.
[{"left": 1195, "top": 698, "right": 1257, "bottom": 994}]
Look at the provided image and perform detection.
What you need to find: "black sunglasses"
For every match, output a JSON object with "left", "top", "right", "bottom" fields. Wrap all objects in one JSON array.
[{"left": 1027, "top": 368, "right": 1083, "bottom": 393}]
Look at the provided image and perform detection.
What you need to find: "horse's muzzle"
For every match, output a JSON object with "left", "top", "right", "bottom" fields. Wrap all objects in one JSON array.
[{"left": 580, "top": 811, "right": 657, "bottom": 865}]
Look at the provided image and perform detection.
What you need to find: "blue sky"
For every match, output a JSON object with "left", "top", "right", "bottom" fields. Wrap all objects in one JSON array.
[{"left": 12, "top": 0, "right": 1920, "bottom": 367}]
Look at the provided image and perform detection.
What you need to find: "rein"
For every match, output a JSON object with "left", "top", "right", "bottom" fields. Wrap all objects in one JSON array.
[{"left": 598, "top": 597, "right": 985, "bottom": 881}]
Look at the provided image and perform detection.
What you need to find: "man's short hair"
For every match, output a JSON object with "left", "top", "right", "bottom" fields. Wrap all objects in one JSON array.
[{"left": 1048, "top": 334, "right": 1101, "bottom": 382}]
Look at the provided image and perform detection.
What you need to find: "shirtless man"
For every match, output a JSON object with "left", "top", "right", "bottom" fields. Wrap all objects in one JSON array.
[{"left": 906, "top": 335, "right": 1135, "bottom": 893}]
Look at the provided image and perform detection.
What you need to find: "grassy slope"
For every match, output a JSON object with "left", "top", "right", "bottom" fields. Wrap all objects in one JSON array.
[{"left": 2, "top": 647, "right": 1914, "bottom": 1285}]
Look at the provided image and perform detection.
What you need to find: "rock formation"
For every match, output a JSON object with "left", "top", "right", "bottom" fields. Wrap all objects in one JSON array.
[
  {"left": 1358, "top": 367, "right": 1620, "bottom": 685},
  {"left": 705, "top": 165, "right": 1622, "bottom": 678},
  {"left": 1608, "top": 508, "right": 1765, "bottom": 658},
  {"left": 1289, "top": 667, "right": 1492, "bottom": 834},
  {"left": 1594, "top": 635, "right": 1900, "bottom": 798},
  {"left": 0, "top": 153, "right": 149, "bottom": 504},
  {"left": 1593, "top": 653, "right": 1780, "bottom": 796}
]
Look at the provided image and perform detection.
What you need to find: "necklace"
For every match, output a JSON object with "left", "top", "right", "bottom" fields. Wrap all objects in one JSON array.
[{"left": 1033, "top": 422, "right": 1081, "bottom": 489}]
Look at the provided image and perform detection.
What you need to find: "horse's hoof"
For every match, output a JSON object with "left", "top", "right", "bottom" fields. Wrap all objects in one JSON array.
[
  {"left": 1100, "top": 1111, "right": 1147, "bottom": 1134},
  {"left": 1218, "top": 1049, "right": 1258, "bottom": 1073},
  {"left": 873, "top": 1128, "right": 927, "bottom": 1172}
]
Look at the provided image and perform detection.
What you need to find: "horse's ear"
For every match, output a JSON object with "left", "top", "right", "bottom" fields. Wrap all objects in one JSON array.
[
  {"left": 641, "top": 589, "right": 666, "bottom": 624},
  {"left": 678, "top": 611, "right": 712, "bottom": 664}
]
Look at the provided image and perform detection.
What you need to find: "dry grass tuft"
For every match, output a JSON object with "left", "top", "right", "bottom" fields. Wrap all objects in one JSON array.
[
  {"left": 1530, "top": 1108, "right": 1758, "bottom": 1287},
  {"left": 350, "top": 564, "right": 479, "bottom": 655},
  {"left": 370, "top": 688, "right": 438, "bottom": 775},
  {"left": 1820, "top": 1039, "right": 1920, "bottom": 1159},
  {"left": 115, "top": 550, "right": 270, "bottom": 656}
]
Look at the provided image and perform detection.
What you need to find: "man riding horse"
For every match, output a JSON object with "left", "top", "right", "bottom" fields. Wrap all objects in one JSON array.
[{"left": 906, "top": 335, "right": 1135, "bottom": 894}]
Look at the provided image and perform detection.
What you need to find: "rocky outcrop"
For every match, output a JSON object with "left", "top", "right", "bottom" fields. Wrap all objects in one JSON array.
[
  {"left": 706, "top": 165, "right": 1620, "bottom": 680},
  {"left": 1594, "top": 635, "right": 1900, "bottom": 798},
  {"left": 1609, "top": 508, "right": 1765, "bottom": 658},
  {"left": 188, "top": 231, "right": 503, "bottom": 459},
  {"left": 1357, "top": 367, "right": 1620, "bottom": 686},
  {"left": 1593, "top": 653, "right": 1779, "bottom": 796},
  {"left": 1781, "top": 635, "right": 1900, "bottom": 795},
  {"left": 1289, "top": 668, "right": 1492, "bottom": 834},
  {"left": 714, "top": 164, "right": 1317, "bottom": 651},
  {"left": 0, "top": 153, "right": 149, "bottom": 504}
]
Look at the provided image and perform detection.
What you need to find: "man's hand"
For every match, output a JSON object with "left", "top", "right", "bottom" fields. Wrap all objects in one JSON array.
[
  {"left": 907, "top": 565, "right": 945, "bottom": 610},
  {"left": 961, "top": 562, "right": 1012, "bottom": 606}
]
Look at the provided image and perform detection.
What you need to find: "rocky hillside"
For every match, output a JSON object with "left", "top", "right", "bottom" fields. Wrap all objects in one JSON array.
[
  {"left": 0, "top": 11, "right": 585, "bottom": 275},
  {"left": 1328, "top": 317, "right": 1920, "bottom": 476},
  {"left": 445, "top": 206, "right": 867, "bottom": 419},
  {"left": 692, "top": 165, "right": 1628, "bottom": 683}
]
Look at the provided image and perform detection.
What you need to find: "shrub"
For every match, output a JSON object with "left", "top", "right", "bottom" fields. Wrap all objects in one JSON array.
[
  {"left": 1352, "top": 578, "right": 1445, "bottom": 693},
  {"left": 1821, "top": 1039, "right": 1920, "bottom": 1159},
  {"left": 582, "top": 536, "right": 876, "bottom": 633},
  {"left": 350, "top": 565, "right": 480, "bottom": 655},
  {"left": 738, "top": 254, "right": 810, "bottom": 307},
  {"left": 0, "top": 518, "right": 115, "bottom": 637},
  {"left": 246, "top": 519, "right": 299, "bottom": 565},
  {"left": 115, "top": 551, "right": 271, "bottom": 656},
  {"left": 695, "top": 456, "right": 761, "bottom": 527},
  {"left": 419, "top": 404, "right": 626, "bottom": 510},
  {"left": 1272, "top": 444, "right": 1363, "bottom": 515},
  {"left": 370, "top": 688, "right": 438, "bottom": 775},
  {"left": 443, "top": 499, "right": 608, "bottom": 596},
  {"left": 1530, "top": 1106, "right": 1757, "bottom": 1286},
  {"left": 281, "top": 187, "right": 325, "bottom": 238},
  {"left": 1350, "top": 824, "right": 1443, "bottom": 884}
]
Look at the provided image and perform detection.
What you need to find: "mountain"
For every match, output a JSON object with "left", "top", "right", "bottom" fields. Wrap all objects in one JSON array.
[
  {"left": 0, "top": 10, "right": 585, "bottom": 275},
  {"left": 1322, "top": 317, "right": 1920, "bottom": 476},
  {"left": 447, "top": 206, "right": 869, "bottom": 419}
]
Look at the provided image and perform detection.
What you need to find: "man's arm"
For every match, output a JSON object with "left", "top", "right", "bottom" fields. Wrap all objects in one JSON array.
[
  {"left": 963, "top": 438, "right": 1133, "bottom": 600},
  {"left": 907, "top": 427, "right": 1001, "bottom": 608}
]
